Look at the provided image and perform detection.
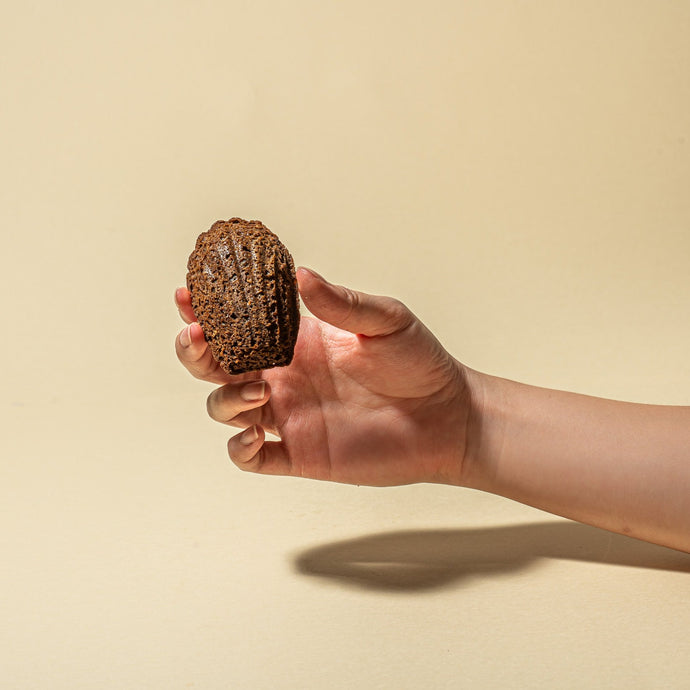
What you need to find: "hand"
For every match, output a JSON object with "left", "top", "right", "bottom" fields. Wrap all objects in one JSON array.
[{"left": 175, "top": 268, "right": 471, "bottom": 486}]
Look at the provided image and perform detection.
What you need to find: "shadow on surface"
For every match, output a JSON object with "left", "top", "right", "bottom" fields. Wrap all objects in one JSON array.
[{"left": 293, "top": 522, "right": 690, "bottom": 592}]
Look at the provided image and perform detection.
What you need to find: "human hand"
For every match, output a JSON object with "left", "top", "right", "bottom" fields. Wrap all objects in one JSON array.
[{"left": 175, "top": 268, "right": 471, "bottom": 486}]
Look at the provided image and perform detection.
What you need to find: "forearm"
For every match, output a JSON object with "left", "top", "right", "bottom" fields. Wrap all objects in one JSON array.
[{"left": 462, "top": 369, "right": 690, "bottom": 553}]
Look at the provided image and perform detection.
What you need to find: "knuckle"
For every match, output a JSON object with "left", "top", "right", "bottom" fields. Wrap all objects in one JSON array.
[
  {"left": 343, "top": 286, "right": 360, "bottom": 309},
  {"left": 177, "top": 350, "right": 205, "bottom": 379},
  {"left": 387, "top": 299, "right": 414, "bottom": 330},
  {"left": 339, "top": 286, "right": 360, "bottom": 326},
  {"left": 192, "top": 366, "right": 210, "bottom": 382}
]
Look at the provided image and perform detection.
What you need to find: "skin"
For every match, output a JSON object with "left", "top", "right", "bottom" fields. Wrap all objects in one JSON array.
[{"left": 175, "top": 267, "right": 690, "bottom": 553}]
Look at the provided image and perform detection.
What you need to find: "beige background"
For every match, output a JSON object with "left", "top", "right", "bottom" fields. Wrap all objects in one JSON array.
[{"left": 2, "top": 1, "right": 690, "bottom": 688}]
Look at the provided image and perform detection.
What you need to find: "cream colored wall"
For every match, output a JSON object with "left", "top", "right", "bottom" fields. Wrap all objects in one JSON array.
[{"left": 2, "top": 2, "right": 689, "bottom": 688}]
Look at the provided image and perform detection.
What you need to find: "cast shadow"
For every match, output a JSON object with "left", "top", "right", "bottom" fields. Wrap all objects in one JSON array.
[{"left": 293, "top": 522, "right": 690, "bottom": 592}]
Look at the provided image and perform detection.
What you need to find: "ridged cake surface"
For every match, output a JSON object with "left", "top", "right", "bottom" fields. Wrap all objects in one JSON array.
[{"left": 186, "top": 218, "right": 300, "bottom": 374}]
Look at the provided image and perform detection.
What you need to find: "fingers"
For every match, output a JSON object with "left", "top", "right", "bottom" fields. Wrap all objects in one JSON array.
[
  {"left": 228, "top": 425, "right": 266, "bottom": 464},
  {"left": 207, "top": 383, "right": 291, "bottom": 474},
  {"left": 175, "top": 321, "right": 234, "bottom": 385},
  {"left": 296, "top": 267, "right": 414, "bottom": 337},
  {"left": 175, "top": 283, "right": 292, "bottom": 477},
  {"left": 206, "top": 380, "right": 273, "bottom": 431},
  {"left": 175, "top": 288, "right": 238, "bottom": 385},
  {"left": 227, "top": 431, "right": 293, "bottom": 476},
  {"left": 175, "top": 287, "right": 196, "bottom": 324}
]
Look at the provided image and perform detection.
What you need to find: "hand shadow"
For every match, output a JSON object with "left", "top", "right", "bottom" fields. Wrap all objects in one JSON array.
[{"left": 293, "top": 522, "right": 690, "bottom": 592}]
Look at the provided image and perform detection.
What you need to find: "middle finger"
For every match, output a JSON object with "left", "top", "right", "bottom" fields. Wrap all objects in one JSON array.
[{"left": 206, "top": 380, "right": 276, "bottom": 432}]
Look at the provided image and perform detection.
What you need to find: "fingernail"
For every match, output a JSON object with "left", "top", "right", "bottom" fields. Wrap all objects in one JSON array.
[
  {"left": 241, "top": 381, "right": 265, "bottom": 402},
  {"left": 179, "top": 325, "right": 192, "bottom": 348},
  {"left": 240, "top": 425, "right": 259, "bottom": 446},
  {"left": 299, "top": 266, "right": 326, "bottom": 282}
]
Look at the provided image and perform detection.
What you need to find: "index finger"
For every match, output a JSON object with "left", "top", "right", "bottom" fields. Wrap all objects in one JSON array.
[
  {"left": 175, "top": 287, "right": 196, "bottom": 324},
  {"left": 175, "top": 321, "right": 259, "bottom": 386},
  {"left": 175, "top": 321, "right": 231, "bottom": 385}
]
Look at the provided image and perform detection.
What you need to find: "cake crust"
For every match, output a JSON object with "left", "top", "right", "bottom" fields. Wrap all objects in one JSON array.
[{"left": 186, "top": 218, "right": 300, "bottom": 375}]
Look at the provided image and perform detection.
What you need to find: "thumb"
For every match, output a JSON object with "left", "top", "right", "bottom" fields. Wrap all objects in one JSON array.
[{"left": 296, "top": 267, "right": 414, "bottom": 337}]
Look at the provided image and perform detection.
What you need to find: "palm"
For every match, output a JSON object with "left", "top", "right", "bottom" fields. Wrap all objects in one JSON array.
[{"left": 261, "top": 315, "right": 466, "bottom": 486}]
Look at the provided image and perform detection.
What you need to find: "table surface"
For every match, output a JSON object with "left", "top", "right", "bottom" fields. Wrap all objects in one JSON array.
[{"left": 2, "top": 2, "right": 689, "bottom": 688}]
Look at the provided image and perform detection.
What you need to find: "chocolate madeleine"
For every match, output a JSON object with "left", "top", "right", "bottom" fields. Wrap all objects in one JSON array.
[{"left": 186, "top": 218, "right": 300, "bottom": 374}]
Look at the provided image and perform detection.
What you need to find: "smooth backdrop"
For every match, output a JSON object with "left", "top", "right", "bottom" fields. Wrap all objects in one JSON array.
[{"left": 2, "top": 2, "right": 689, "bottom": 688}]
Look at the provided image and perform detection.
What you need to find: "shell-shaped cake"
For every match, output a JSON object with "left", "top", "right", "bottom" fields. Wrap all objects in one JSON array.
[{"left": 186, "top": 218, "right": 300, "bottom": 375}]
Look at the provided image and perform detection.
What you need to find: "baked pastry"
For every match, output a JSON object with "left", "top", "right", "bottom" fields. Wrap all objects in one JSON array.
[{"left": 186, "top": 218, "right": 300, "bottom": 374}]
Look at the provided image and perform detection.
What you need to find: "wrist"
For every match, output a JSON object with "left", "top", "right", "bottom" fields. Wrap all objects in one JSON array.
[{"left": 457, "top": 367, "right": 505, "bottom": 491}]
